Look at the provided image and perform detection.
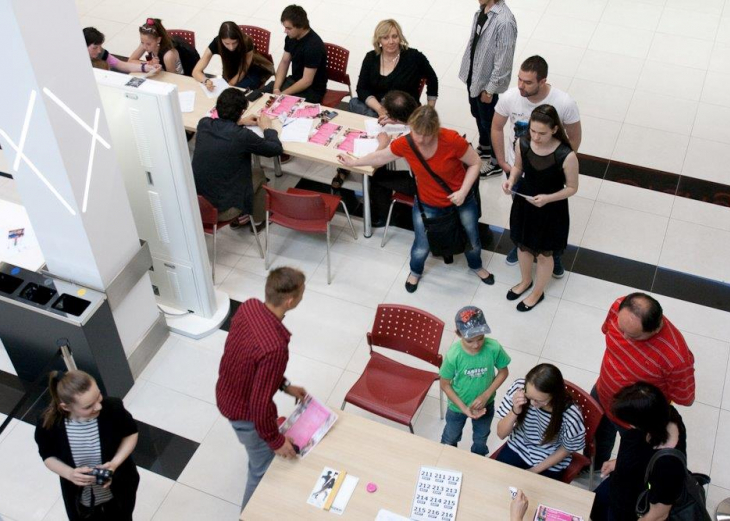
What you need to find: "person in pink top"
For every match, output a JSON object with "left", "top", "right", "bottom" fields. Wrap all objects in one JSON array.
[
  {"left": 84, "top": 27, "right": 161, "bottom": 75},
  {"left": 591, "top": 293, "right": 695, "bottom": 471}
]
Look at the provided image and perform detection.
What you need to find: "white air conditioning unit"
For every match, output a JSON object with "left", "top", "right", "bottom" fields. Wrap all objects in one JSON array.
[{"left": 94, "top": 70, "right": 229, "bottom": 338}]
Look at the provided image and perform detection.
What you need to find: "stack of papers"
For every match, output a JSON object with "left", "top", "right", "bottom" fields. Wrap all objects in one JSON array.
[
  {"left": 365, "top": 119, "right": 409, "bottom": 137},
  {"left": 280, "top": 118, "right": 313, "bottom": 143},
  {"left": 533, "top": 505, "right": 584, "bottom": 521},
  {"left": 353, "top": 138, "right": 379, "bottom": 157},
  {"left": 178, "top": 91, "right": 196, "bottom": 113},
  {"left": 198, "top": 77, "right": 229, "bottom": 99},
  {"left": 411, "top": 467, "right": 462, "bottom": 521}
]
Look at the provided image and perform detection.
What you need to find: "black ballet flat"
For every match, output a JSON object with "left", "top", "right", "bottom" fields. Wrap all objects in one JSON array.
[
  {"left": 405, "top": 277, "right": 420, "bottom": 293},
  {"left": 517, "top": 293, "right": 545, "bottom": 312},
  {"left": 506, "top": 281, "right": 533, "bottom": 301},
  {"left": 478, "top": 272, "right": 495, "bottom": 285}
]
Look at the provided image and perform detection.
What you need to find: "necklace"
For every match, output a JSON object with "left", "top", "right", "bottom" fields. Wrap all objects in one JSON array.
[{"left": 380, "top": 53, "right": 400, "bottom": 75}]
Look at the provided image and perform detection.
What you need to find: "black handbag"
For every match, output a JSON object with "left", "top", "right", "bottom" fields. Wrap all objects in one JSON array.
[
  {"left": 405, "top": 134, "right": 473, "bottom": 257},
  {"left": 635, "top": 448, "right": 712, "bottom": 521}
]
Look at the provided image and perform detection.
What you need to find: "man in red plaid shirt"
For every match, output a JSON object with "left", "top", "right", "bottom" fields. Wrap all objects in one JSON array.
[{"left": 216, "top": 267, "right": 307, "bottom": 508}]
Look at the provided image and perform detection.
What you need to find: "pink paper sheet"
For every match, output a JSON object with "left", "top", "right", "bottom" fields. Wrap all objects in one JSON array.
[
  {"left": 263, "top": 95, "right": 300, "bottom": 117},
  {"left": 308, "top": 122, "right": 341, "bottom": 146},
  {"left": 284, "top": 400, "right": 332, "bottom": 448},
  {"left": 292, "top": 104, "right": 321, "bottom": 118},
  {"left": 336, "top": 129, "right": 367, "bottom": 153}
]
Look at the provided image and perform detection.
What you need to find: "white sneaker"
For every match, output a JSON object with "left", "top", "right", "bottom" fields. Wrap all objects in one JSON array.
[{"left": 480, "top": 160, "right": 503, "bottom": 178}]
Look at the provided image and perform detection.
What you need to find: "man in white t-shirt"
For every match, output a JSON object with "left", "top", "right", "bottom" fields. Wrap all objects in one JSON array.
[{"left": 491, "top": 55, "right": 582, "bottom": 277}]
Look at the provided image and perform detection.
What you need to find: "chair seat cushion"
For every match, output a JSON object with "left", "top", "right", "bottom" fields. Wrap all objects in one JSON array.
[
  {"left": 392, "top": 192, "right": 415, "bottom": 206},
  {"left": 322, "top": 89, "right": 349, "bottom": 108},
  {"left": 344, "top": 351, "right": 438, "bottom": 426}
]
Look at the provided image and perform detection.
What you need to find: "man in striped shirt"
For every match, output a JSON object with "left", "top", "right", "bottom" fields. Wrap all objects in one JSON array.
[
  {"left": 216, "top": 267, "right": 307, "bottom": 509},
  {"left": 458, "top": 0, "right": 518, "bottom": 177},
  {"left": 592, "top": 293, "right": 695, "bottom": 470}
]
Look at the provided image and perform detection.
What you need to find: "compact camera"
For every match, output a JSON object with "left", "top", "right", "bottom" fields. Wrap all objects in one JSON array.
[{"left": 87, "top": 467, "right": 113, "bottom": 485}]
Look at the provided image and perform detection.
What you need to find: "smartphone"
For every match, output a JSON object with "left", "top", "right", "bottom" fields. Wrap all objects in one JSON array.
[
  {"left": 246, "top": 89, "right": 264, "bottom": 102},
  {"left": 320, "top": 110, "right": 338, "bottom": 120}
]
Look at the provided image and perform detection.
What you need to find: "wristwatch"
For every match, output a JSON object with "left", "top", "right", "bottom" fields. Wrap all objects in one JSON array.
[{"left": 279, "top": 377, "right": 291, "bottom": 392}]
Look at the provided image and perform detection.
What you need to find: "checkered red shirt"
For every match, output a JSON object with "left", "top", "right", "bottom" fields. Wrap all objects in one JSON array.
[
  {"left": 597, "top": 297, "right": 695, "bottom": 426},
  {"left": 216, "top": 299, "right": 290, "bottom": 450}
]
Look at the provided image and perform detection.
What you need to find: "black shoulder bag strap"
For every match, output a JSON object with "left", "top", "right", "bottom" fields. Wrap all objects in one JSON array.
[{"left": 405, "top": 133, "right": 457, "bottom": 220}]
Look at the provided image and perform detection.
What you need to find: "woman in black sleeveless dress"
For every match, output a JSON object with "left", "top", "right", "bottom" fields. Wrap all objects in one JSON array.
[{"left": 502, "top": 105, "right": 579, "bottom": 312}]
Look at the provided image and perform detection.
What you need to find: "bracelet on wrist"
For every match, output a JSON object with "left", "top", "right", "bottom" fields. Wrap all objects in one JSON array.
[{"left": 141, "top": 63, "right": 146, "bottom": 73}]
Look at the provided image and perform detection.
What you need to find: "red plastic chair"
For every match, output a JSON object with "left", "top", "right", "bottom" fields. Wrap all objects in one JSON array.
[
  {"left": 341, "top": 304, "right": 445, "bottom": 433},
  {"left": 239, "top": 25, "right": 274, "bottom": 64},
  {"left": 198, "top": 195, "right": 263, "bottom": 284},
  {"left": 168, "top": 29, "right": 196, "bottom": 49},
  {"left": 490, "top": 380, "right": 604, "bottom": 487},
  {"left": 381, "top": 192, "right": 415, "bottom": 247},
  {"left": 263, "top": 186, "right": 357, "bottom": 284},
  {"left": 321, "top": 42, "right": 352, "bottom": 108}
]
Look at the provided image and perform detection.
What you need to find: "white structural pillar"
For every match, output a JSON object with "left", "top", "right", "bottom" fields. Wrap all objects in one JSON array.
[{"left": 0, "top": 0, "right": 165, "bottom": 374}]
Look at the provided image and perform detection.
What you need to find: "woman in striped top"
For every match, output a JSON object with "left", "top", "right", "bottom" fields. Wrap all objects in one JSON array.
[
  {"left": 34, "top": 370, "right": 139, "bottom": 521},
  {"left": 495, "top": 364, "right": 585, "bottom": 480}
]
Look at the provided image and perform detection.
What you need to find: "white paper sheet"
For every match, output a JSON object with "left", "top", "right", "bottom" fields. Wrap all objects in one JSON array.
[
  {"left": 353, "top": 138, "right": 379, "bottom": 157},
  {"left": 245, "top": 125, "right": 265, "bottom": 138},
  {"left": 375, "top": 510, "right": 411, "bottom": 521},
  {"left": 365, "top": 119, "right": 409, "bottom": 137},
  {"left": 330, "top": 475, "right": 359, "bottom": 515},
  {"left": 280, "top": 118, "right": 313, "bottom": 143},
  {"left": 410, "top": 466, "right": 462, "bottom": 521},
  {"left": 199, "top": 77, "right": 229, "bottom": 99},
  {"left": 178, "top": 91, "right": 196, "bottom": 113}
]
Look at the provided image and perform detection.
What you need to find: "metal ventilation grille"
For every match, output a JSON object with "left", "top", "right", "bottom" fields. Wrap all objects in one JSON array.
[
  {"left": 128, "top": 108, "right": 153, "bottom": 169},
  {"left": 148, "top": 191, "right": 170, "bottom": 243}
]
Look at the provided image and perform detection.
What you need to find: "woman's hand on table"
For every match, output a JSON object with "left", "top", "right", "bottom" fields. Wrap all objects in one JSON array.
[
  {"left": 203, "top": 78, "right": 214, "bottom": 92},
  {"left": 337, "top": 153, "right": 357, "bottom": 168}
]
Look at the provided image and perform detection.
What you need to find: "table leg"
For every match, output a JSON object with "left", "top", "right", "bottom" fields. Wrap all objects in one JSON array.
[
  {"left": 362, "top": 174, "right": 372, "bottom": 238},
  {"left": 274, "top": 156, "right": 282, "bottom": 178}
]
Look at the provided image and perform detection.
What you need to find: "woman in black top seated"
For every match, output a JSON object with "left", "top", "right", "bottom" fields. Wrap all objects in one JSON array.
[
  {"left": 333, "top": 19, "right": 439, "bottom": 189},
  {"left": 129, "top": 18, "right": 184, "bottom": 75},
  {"left": 591, "top": 382, "right": 688, "bottom": 521},
  {"left": 193, "top": 22, "right": 274, "bottom": 91}
]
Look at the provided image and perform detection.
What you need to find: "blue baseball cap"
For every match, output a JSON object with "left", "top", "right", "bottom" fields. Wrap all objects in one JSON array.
[{"left": 455, "top": 306, "right": 491, "bottom": 339}]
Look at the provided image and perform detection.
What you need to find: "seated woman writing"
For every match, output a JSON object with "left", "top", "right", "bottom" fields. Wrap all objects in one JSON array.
[
  {"left": 128, "top": 18, "right": 185, "bottom": 75},
  {"left": 495, "top": 363, "right": 586, "bottom": 480},
  {"left": 192, "top": 22, "right": 274, "bottom": 91}
]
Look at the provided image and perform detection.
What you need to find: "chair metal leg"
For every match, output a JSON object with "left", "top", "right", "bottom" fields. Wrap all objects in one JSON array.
[
  {"left": 274, "top": 156, "right": 283, "bottom": 178},
  {"left": 326, "top": 222, "right": 331, "bottom": 284},
  {"left": 340, "top": 400, "right": 346, "bottom": 411},
  {"left": 211, "top": 225, "right": 218, "bottom": 284},
  {"left": 339, "top": 200, "right": 357, "bottom": 240},
  {"left": 380, "top": 199, "right": 397, "bottom": 248},
  {"left": 264, "top": 211, "right": 270, "bottom": 270},
  {"left": 408, "top": 423, "right": 414, "bottom": 434},
  {"left": 439, "top": 388, "right": 445, "bottom": 420},
  {"left": 249, "top": 217, "right": 264, "bottom": 258}
]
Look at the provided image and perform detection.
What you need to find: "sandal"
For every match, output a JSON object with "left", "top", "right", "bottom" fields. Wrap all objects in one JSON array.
[{"left": 331, "top": 168, "right": 348, "bottom": 190}]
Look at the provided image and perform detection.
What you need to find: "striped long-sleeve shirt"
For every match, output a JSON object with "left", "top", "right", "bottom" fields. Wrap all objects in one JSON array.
[
  {"left": 216, "top": 298, "right": 291, "bottom": 450},
  {"left": 459, "top": 1, "right": 518, "bottom": 98},
  {"left": 496, "top": 379, "right": 586, "bottom": 472},
  {"left": 597, "top": 297, "right": 696, "bottom": 425},
  {"left": 66, "top": 418, "right": 114, "bottom": 507}
]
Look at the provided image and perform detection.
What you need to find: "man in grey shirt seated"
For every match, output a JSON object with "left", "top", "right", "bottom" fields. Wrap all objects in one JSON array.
[{"left": 192, "top": 88, "right": 283, "bottom": 226}]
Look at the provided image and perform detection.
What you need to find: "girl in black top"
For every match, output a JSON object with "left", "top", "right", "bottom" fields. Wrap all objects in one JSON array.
[
  {"left": 34, "top": 370, "right": 139, "bottom": 521},
  {"left": 591, "top": 382, "right": 687, "bottom": 521},
  {"left": 193, "top": 22, "right": 274, "bottom": 91},
  {"left": 129, "top": 18, "right": 183, "bottom": 75},
  {"left": 501, "top": 105, "right": 579, "bottom": 312}
]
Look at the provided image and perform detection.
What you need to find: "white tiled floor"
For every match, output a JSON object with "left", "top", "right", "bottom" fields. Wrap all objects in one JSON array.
[{"left": 3, "top": 0, "right": 730, "bottom": 518}]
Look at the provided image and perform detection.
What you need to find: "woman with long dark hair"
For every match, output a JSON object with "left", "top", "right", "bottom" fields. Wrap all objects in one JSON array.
[
  {"left": 501, "top": 104, "right": 579, "bottom": 312},
  {"left": 591, "top": 382, "right": 690, "bottom": 521},
  {"left": 495, "top": 364, "right": 585, "bottom": 480},
  {"left": 193, "top": 22, "right": 274, "bottom": 90},
  {"left": 34, "top": 370, "right": 139, "bottom": 520},
  {"left": 129, "top": 17, "right": 183, "bottom": 75}
]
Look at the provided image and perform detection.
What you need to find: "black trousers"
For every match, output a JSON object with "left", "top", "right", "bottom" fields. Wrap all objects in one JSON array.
[{"left": 369, "top": 167, "right": 416, "bottom": 222}]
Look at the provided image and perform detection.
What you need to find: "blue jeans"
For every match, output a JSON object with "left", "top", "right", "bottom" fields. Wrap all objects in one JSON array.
[
  {"left": 236, "top": 68, "right": 263, "bottom": 90},
  {"left": 468, "top": 91, "right": 499, "bottom": 150},
  {"left": 441, "top": 403, "right": 495, "bottom": 456},
  {"left": 410, "top": 194, "right": 483, "bottom": 276},
  {"left": 230, "top": 420, "right": 275, "bottom": 509},
  {"left": 495, "top": 443, "right": 564, "bottom": 481},
  {"left": 348, "top": 98, "right": 378, "bottom": 117},
  {"left": 590, "top": 384, "right": 628, "bottom": 470}
]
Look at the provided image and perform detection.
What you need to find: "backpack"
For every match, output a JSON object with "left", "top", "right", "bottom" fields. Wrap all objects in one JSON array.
[
  {"left": 635, "top": 448, "right": 711, "bottom": 521},
  {"left": 171, "top": 37, "right": 200, "bottom": 77}
]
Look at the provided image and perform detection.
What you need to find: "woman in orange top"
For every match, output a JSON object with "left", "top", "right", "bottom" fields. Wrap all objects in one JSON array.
[{"left": 338, "top": 106, "right": 493, "bottom": 293}]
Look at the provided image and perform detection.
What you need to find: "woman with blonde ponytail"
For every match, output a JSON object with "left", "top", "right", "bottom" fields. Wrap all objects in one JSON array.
[{"left": 35, "top": 370, "right": 139, "bottom": 520}]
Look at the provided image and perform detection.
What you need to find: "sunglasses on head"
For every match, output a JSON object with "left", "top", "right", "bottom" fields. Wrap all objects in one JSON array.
[{"left": 140, "top": 18, "right": 158, "bottom": 34}]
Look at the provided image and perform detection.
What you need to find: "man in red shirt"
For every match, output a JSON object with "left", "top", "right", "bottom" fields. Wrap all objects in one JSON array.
[
  {"left": 592, "top": 293, "right": 695, "bottom": 470},
  {"left": 216, "top": 267, "right": 307, "bottom": 509}
]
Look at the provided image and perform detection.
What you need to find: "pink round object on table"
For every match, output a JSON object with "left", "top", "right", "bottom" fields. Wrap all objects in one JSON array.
[{"left": 366, "top": 482, "right": 378, "bottom": 493}]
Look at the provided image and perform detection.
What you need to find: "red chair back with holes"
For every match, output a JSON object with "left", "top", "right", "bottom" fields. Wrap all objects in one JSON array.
[
  {"left": 239, "top": 25, "right": 271, "bottom": 56},
  {"left": 264, "top": 185, "right": 329, "bottom": 232},
  {"left": 168, "top": 29, "right": 196, "bottom": 49},
  {"left": 324, "top": 43, "right": 350, "bottom": 86},
  {"left": 367, "top": 304, "right": 444, "bottom": 368},
  {"left": 417, "top": 78, "right": 426, "bottom": 99},
  {"left": 564, "top": 380, "right": 603, "bottom": 458}
]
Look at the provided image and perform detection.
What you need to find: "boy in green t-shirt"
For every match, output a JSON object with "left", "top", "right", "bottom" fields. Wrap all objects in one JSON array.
[{"left": 440, "top": 306, "right": 511, "bottom": 456}]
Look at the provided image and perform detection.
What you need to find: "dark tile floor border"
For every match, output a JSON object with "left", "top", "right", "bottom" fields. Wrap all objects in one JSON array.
[{"left": 0, "top": 372, "right": 199, "bottom": 481}]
